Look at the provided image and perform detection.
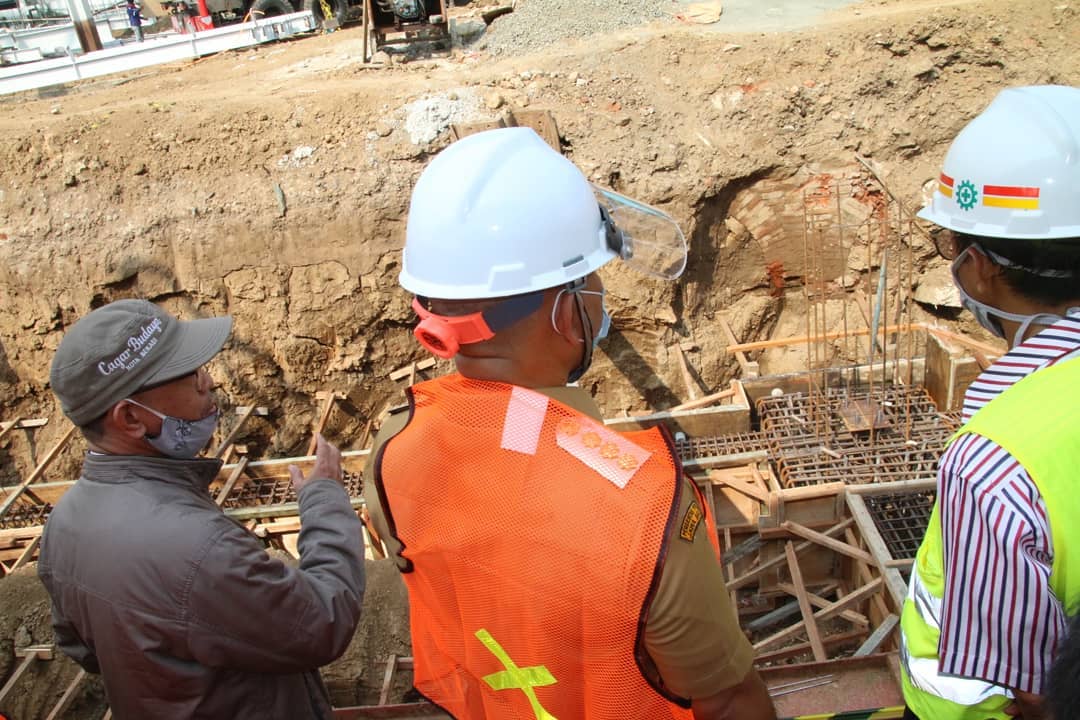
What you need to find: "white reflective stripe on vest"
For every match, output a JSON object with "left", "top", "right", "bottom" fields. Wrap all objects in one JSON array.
[{"left": 901, "top": 564, "right": 1013, "bottom": 706}]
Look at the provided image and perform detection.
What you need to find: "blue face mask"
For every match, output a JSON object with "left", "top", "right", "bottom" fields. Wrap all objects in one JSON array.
[
  {"left": 125, "top": 399, "right": 219, "bottom": 459},
  {"left": 594, "top": 307, "right": 611, "bottom": 347},
  {"left": 951, "top": 246, "right": 1071, "bottom": 348}
]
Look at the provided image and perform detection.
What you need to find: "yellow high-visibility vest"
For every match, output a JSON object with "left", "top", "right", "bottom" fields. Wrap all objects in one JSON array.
[{"left": 900, "top": 357, "right": 1080, "bottom": 719}]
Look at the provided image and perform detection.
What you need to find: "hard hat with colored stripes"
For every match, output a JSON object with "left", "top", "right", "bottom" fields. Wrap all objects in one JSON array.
[{"left": 919, "top": 85, "right": 1080, "bottom": 240}]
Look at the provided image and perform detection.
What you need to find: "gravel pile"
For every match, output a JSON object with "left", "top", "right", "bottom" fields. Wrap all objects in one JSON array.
[
  {"left": 401, "top": 88, "right": 486, "bottom": 144},
  {"left": 479, "top": 0, "right": 673, "bottom": 56}
]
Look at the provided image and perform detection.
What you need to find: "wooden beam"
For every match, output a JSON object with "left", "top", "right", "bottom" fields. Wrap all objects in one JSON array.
[
  {"left": 776, "top": 583, "right": 869, "bottom": 628},
  {"left": 212, "top": 405, "right": 263, "bottom": 459},
  {"left": 682, "top": 450, "right": 769, "bottom": 473},
  {"left": 780, "top": 520, "right": 875, "bottom": 565},
  {"left": 379, "top": 655, "right": 399, "bottom": 706},
  {"left": 753, "top": 578, "right": 883, "bottom": 651},
  {"left": 224, "top": 497, "right": 364, "bottom": 522},
  {"left": 854, "top": 614, "right": 899, "bottom": 657},
  {"left": 718, "top": 316, "right": 758, "bottom": 377},
  {"left": 10, "top": 534, "right": 41, "bottom": 571},
  {"left": 727, "top": 518, "right": 854, "bottom": 591},
  {"left": 668, "top": 386, "right": 736, "bottom": 413},
  {"left": 923, "top": 326, "right": 1004, "bottom": 359},
  {"left": 307, "top": 392, "right": 345, "bottom": 456},
  {"left": 361, "top": 506, "right": 386, "bottom": 559},
  {"left": 0, "top": 425, "right": 77, "bottom": 518},
  {"left": 709, "top": 468, "right": 770, "bottom": 504},
  {"left": 753, "top": 629, "right": 866, "bottom": 664},
  {"left": 784, "top": 541, "right": 827, "bottom": 662},
  {"left": 389, "top": 357, "right": 436, "bottom": 381},
  {"left": 215, "top": 457, "right": 250, "bottom": 507},
  {"left": 0, "top": 418, "right": 49, "bottom": 442},
  {"left": 0, "top": 645, "right": 53, "bottom": 703},
  {"left": 725, "top": 323, "right": 915, "bottom": 354},
  {"left": 846, "top": 528, "right": 893, "bottom": 622},
  {"left": 845, "top": 492, "right": 912, "bottom": 610},
  {"left": 45, "top": 668, "right": 87, "bottom": 720},
  {"left": 673, "top": 343, "right": 700, "bottom": 401}
]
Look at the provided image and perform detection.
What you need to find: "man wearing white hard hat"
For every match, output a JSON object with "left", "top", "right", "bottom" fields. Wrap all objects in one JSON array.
[
  {"left": 364, "top": 127, "right": 776, "bottom": 719},
  {"left": 899, "top": 85, "right": 1080, "bottom": 720}
]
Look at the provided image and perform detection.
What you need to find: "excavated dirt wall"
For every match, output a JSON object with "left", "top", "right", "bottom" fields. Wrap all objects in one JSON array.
[{"left": 0, "top": 0, "right": 1077, "bottom": 716}]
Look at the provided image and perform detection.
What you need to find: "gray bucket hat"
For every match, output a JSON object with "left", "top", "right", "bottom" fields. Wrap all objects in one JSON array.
[{"left": 50, "top": 299, "right": 233, "bottom": 426}]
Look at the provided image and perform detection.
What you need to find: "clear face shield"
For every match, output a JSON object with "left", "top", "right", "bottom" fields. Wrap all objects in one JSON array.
[{"left": 592, "top": 184, "right": 688, "bottom": 280}]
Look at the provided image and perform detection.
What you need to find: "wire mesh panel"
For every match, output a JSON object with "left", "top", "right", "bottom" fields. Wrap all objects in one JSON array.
[
  {"left": 864, "top": 491, "right": 936, "bottom": 561},
  {"left": 222, "top": 471, "right": 364, "bottom": 510},
  {"left": 675, "top": 431, "right": 769, "bottom": 462},
  {"left": 757, "top": 385, "right": 951, "bottom": 488}
]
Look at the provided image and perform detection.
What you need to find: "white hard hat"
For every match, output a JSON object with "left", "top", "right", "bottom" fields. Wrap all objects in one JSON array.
[
  {"left": 401, "top": 127, "right": 613, "bottom": 300},
  {"left": 918, "top": 85, "right": 1080, "bottom": 240},
  {"left": 400, "top": 127, "right": 687, "bottom": 300}
]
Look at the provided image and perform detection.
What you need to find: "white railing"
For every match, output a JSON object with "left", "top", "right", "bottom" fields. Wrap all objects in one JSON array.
[{"left": 0, "top": 9, "right": 315, "bottom": 95}]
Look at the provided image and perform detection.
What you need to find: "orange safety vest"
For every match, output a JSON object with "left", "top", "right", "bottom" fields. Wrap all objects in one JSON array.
[{"left": 374, "top": 374, "right": 697, "bottom": 719}]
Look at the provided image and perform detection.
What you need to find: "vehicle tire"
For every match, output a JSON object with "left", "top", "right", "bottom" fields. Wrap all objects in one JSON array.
[
  {"left": 303, "top": 0, "right": 347, "bottom": 26},
  {"left": 250, "top": 0, "right": 292, "bottom": 18}
]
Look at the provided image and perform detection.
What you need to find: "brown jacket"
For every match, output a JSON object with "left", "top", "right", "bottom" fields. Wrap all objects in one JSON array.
[{"left": 37, "top": 453, "right": 365, "bottom": 720}]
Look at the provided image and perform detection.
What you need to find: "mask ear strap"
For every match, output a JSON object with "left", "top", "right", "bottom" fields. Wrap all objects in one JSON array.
[
  {"left": 412, "top": 298, "right": 494, "bottom": 359},
  {"left": 412, "top": 293, "right": 546, "bottom": 359},
  {"left": 564, "top": 279, "right": 594, "bottom": 383}
]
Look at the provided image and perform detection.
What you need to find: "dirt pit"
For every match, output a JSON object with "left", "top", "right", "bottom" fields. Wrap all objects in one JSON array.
[{"left": 0, "top": 0, "right": 1077, "bottom": 716}]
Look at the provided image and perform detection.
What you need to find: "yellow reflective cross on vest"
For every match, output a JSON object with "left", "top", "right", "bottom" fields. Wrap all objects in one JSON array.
[
  {"left": 900, "top": 357, "right": 1080, "bottom": 719},
  {"left": 476, "top": 629, "right": 558, "bottom": 720}
]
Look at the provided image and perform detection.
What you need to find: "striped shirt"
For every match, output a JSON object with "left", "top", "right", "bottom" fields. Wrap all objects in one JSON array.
[{"left": 937, "top": 310, "right": 1080, "bottom": 694}]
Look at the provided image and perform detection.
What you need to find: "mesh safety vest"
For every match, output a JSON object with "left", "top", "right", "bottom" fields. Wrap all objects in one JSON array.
[
  {"left": 900, "top": 356, "right": 1080, "bottom": 719},
  {"left": 374, "top": 375, "right": 696, "bottom": 719}
]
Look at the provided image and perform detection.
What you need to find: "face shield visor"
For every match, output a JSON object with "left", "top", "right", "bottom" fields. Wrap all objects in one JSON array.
[{"left": 592, "top": 184, "right": 687, "bottom": 280}]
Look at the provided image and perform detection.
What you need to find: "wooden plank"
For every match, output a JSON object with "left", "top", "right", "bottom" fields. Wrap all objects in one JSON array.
[
  {"left": 853, "top": 614, "right": 899, "bottom": 658},
  {"left": 0, "top": 418, "right": 50, "bottom": 442},
  {"left": 603, "top": 404, "right": 750, "bottom": 437},
  {"left": 212, "top": 405, "right": 260, "bottom": 459},
  {"left": 846, "top": 528, "right": 893, "bottom": 623},
  {"left": 389, "top": 357, "right": 436, "bottom": 381},
  {"left": 215, "top": 457, "right": 249, "bottom": 507},
  {"left": 0, "top": 647, "right": 49, "bottom": 703},
  {"left": 781, "top": 520, "right": 875, "bottom": 565},
  {"left": 845, "top": 492, "right": 912, "bottom": 610},
  {"left": 923, "top": 326, "right": 1004, "bottom": 359},
  {"left": 45, "top": 668, "right": 87, "bottom": 720},
  {"left": 726, "top": 323, "right": 914, "bottom": 354},
  {"left": 776, "top": 583, "right": 868, "bottom": 628},
  {"left": 784, "top": 541, "right": 827, "bottom": 662},
  {"left": 10, "top": 534, "right": 41, "bottom": 571},
  {"left": 673, "top": 343, "right": 700, "bottom": 401},
  {"left": 225, "top": 497, "right": 365, "bottom": 521},
  {"left": 0, "top": 425, "right": 77, "bottom": 518},
  {"left": 845, "top": 478, "right": 937, "bottom": 497},
  {"left": 683, "top": 451, "right": 769, "bottom": 473},
  {"left": 361, "top": 506, "right": 386, "bottom": 559},
  {"left": 709, "top": 468, "right": 770, "bottom": 504},
  {"left": 307, "top": 392, "right": 344, "bottom": 456},
  {"left": 668, "top": 387, "right": 736, "bottom": 413},
  {"left": 379, "top": 655, "right": 399, "bottom": 706},
  {"left": 728, "top": 518, "right": 854, "bottom": 591},
  {"left": 718, "top": 316, "right": 758, "bottom": 377},
  {"left": 753, "top": 578, "right": 883, "bottom": 651},
  {"left": 753, "top": 629, "right": 866, "bottom": 664}
]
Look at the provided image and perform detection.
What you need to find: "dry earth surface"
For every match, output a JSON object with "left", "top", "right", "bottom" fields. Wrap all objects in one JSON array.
[{"left": 0, "top": 0, "right": 1077, "bottom": 716}]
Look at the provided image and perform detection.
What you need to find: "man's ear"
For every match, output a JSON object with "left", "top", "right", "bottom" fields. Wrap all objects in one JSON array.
[
  {"left": 108, "top": 401, "right": 148, "bottom": 440},
  {"left": 549, "top": 290, "right": 580, "bottom": 344},
  {"left": 970, "top": 246, "right": 1007, "bottom": 295}
]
